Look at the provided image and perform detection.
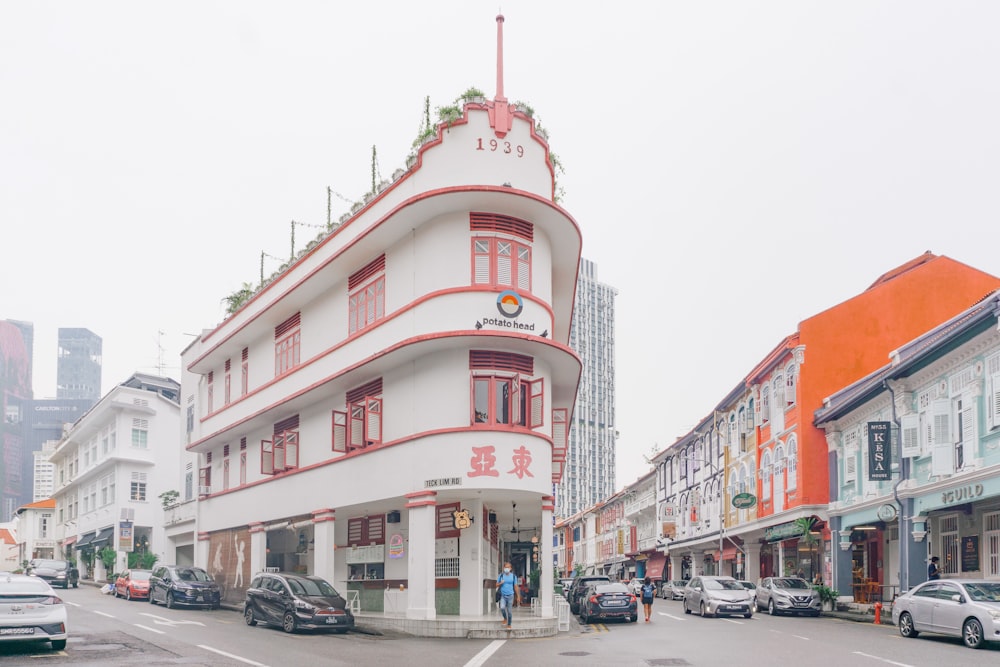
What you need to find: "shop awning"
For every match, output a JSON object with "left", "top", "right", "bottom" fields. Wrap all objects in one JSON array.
[
  {"left": 75, "top": 532, "right": 96, "bottom": 548},
  {"left": 645, "top": 553, "right": 666, "bottom": 579},
  {"left": 721, "top": 546, "right": 739, "bottom": 560},
  {"left": 90, "top": 527, "right": 115, "bottom": 547},
  {"left": 62, "top": 535, "right": 77, "bottom": 547}
]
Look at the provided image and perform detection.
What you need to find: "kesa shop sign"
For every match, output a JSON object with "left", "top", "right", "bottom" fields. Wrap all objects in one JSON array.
[{"left": 475, "top": 290, "right": 542, "bottom": 334}]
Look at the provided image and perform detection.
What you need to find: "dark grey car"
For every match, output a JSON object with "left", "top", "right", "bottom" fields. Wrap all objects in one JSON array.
[
  {"left": 26, "top": 559, "right": 79, "bottom": 589},
  {"left": 244, "top": 571, "right": 354, "bottom": 634},
  {"left": 148, "top": 565, "right": 221, "bottom": 609},
  {"left": 567, "top": 575, "right": 612, "bottom": 614}
]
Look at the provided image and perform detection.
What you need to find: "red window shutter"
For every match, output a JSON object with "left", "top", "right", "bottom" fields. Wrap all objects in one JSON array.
[
  {"left": 349, "top": 402, "right": 366, "bottom": 450},
  {"left": 436, "top": 503, "right": 460, "bottom": 539},
  {"left": 366, "top": 397, "right": 382, "bottom": 445},
  {"left": 275, "top": 312, "right": 301, "bottom": 339},
  {"left": 367, "top": 515, "right": 385, "bottom": 545},
  {"left": 469, "top": 212, "right": 534, "bottom": 241},
  {"left": 284, "top": 431, "right": 298, "bottom": 469},
  {"left": 347, "top": 518, "right": 364, "bottom": 546},
  {"left": 274, "top": 415, "right": 299, "bottom": 434},
  {"left": 346, "top": 378, "right": 382, "bottom": 404},
  {"left": 348, "top": 255, "right": 386, "bottom": 290},
  {"left": 332, "top": 410, "right": 347, "bottom": 452},
  {"left": 552, "top": 409, "right": 568, "bottom": 461},
  {"left": 273, "top": 433, "right": 286, "bottom": 471},
  {"left": 468, "top": 351, "right": 533, "bottom": 374},
  {"left": 529, "top": 379, "right": 544, "bottom": 428},
  {"left": 261, "top": 440, "right": 274, "bottom": 475}
]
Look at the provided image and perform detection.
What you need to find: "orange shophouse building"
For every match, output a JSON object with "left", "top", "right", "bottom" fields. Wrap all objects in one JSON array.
[{"left": 726, "top": 253, "right": 1000, "bottom": 582}]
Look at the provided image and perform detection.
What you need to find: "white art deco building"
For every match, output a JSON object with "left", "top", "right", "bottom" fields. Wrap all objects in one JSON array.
[{"left": 180, "top": 16, "right": 581, "bottom": 631}]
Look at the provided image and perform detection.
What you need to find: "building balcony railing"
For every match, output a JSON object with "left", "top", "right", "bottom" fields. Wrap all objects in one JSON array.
[{"left": 163, "top": 500, "right": 197, "bottom": 526}]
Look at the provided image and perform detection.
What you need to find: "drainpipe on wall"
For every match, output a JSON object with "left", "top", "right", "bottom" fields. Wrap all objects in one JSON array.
[{"left": 886, "top": 379, "right": 910, "bottom": 593}]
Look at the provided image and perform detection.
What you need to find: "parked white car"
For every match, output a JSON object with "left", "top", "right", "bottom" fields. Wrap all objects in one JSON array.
[
  {"left": 893, "top": 579, "right": 1000, "bottom": 649},
  {"left": 0, "top": 573, "right": 68, "bottom": 651}
]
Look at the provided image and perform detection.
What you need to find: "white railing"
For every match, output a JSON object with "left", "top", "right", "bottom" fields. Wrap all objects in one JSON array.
[
  {"left": 556, "top": 597, "right": 570, "bottom": 631},
  {"left": 346, "top": 589, "right": 360, "bottom": 614}
]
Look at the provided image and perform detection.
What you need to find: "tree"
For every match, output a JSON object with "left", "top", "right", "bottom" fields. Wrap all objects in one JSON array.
[{"left": 794, "top": 517, "right": 819, "bottom": 580}]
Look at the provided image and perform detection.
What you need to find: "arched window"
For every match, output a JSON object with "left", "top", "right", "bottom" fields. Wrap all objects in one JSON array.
[
  {"left": 785, "top": 364, "right": 797, "bottom": 406},
  {"left": 761, "top": 449, "right": 772, "bottom": 499},
  {"left": 786, "top": 436, "right": 798, "bottom": 490},
  {"left": 761, "top": 386, "right": 770, "bottom": 423}
]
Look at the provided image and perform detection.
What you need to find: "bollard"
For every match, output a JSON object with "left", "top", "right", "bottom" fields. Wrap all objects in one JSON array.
[{"left": 874, "top": 600, "right": 882, "bottom": 625}]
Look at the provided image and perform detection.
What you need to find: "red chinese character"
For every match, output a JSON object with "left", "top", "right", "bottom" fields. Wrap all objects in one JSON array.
[
  {"left": 508, "top": 446, "right": 534, "bottom": 479},
  {"left": 468, "top": 446, "right": 499, "bottom": 478}
]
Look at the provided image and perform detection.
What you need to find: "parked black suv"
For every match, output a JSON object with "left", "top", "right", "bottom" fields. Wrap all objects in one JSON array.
[
  {"left": 27, "top": 559, "right": 79, "bottom": 589},
  {"left": 567, "top": 575, "right": 612, "bottom": 614},
  {"left": 244, "top": 571, "right": 354, "bottom": 634},
  {"left": 148, "top": 565, "right": 221, "bottom": 609}
]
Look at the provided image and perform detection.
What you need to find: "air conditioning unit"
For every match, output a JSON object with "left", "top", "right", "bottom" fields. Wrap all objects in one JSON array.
[{"left": 198, "top": 486, "right": 211, "bottom": 496}]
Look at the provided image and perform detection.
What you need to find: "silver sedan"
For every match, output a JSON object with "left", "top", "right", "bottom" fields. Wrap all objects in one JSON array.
[
  {"left": 893, "top": 579, "right": 1000, "bottom": 649},
  {"left": 682, "top": 576, "right": 753, "bottom": 618}
]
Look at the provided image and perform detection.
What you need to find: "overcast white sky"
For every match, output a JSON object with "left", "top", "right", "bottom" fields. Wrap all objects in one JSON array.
[{"left": 3, "top": 2, "right": 999, "bottom": 492}]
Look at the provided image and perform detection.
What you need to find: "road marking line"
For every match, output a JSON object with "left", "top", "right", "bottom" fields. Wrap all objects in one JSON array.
[
  {"left": 63, "top": 601, "right": 81, "bottom": 607},
  {"left": 853, "top": 651, "right": 914, "bottom": 667},
  {"left": 721, "top": 619, "right": 743, "bottom": 625},
  {"left": 93, "top": 611, "right": 115, "bottom": 618},
  {"left": 198, "top": 644, "right": 268, "bottom": 667},
  {"left": 463, "top": 639, "right": 506, "bottom": 667},
  {"left": 792, "top": 634, "right": 810, "bottom": 640},
  {"left": 133, "top": 624, "right": 166, "bottom": 634},
  {"left": 657, "top": 612, "right": 686, "bottom": 621}
]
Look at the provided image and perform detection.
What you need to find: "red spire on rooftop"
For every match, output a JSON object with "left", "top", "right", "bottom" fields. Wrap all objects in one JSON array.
[
  {"left": 488, "top": 13, "right": 513, "bottom": 138},
  {"left": 495, "top": 14, "right": 506, "bottom": 103}
]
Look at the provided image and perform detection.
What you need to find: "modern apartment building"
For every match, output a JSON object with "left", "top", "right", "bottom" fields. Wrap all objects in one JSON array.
[
  {"left": 57, "top": 327, "right": 102, "bottom": 402},
  {"left": 558, "top": 258, "right": 617, "bottom": 518}
]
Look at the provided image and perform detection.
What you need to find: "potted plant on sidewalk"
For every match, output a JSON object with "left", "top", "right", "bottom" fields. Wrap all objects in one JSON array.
[{"left": 816, "top": 584, "right": 839, "bottom": 612}]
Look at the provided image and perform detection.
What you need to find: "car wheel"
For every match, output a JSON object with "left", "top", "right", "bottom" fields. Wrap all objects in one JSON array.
[
  {"left": 768, "top": 599, "right": 778, "bottom": 616},
  {"left": 683, "top": 600, "right": 691, "bottom": 614},
  {"left": 700, "top": 602, "right": 708, "bottom": 618},
  {"left": 898, "top": 612, "right": 918, "bottom": 638},
  {"left": 166, "top": 592, "right": 176, "bottom": 609},
  {"left": 963, "top": 618, "right": 985, "bottom": 649},
  {"left": 50, "top": 639, "right": 66, "bottom": 651},
  {"left": 126, "top": 589, "right": 133, "bottom": 601},
  {"left": 630, "top": 615, "right": 638, "bottom": 623},
  {"left": 244, "top": 606, "right": 257, "bottom": 626},
  {"left": 149, "top": 592, "right": 157, "bottom": 605},
  {"left": 282, "top": 611, "right": 297, "bottom": 634},
  {"left": 744, "top": 612, "right": 753, "bottom": 619}
]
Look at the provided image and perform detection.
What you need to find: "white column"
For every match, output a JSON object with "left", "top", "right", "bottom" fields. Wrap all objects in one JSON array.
[
  {"left": 669, "top": 555, "right": 681, "bottom": 581},
  {"left": 311, "top": 509, "right": 336, "bottom": 584},
  {"left": 778, "top": 541, "right": 786, "bottom": 577},
  {"left": 248, "top": 522, "right": 266, "bottom": 576},
  {"left": 405, "top": 491, "right": 436, "bottom": 620},
  {"left": 540, "top": 496, "right": 554, "bottom": 617},
  {"left": 459, "top": 499, "right": 484, "bottom": 615}
]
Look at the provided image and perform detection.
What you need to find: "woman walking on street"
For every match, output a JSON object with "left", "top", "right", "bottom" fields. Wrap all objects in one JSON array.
[
  {"left": 641, "top": 576, "right": 656, "bottom": 622},
  {"left": 496, "top": 562, "right": 519, "bottom": 628}
]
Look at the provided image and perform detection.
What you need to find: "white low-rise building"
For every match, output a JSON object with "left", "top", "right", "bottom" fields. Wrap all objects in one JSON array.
[{"left": 49, "top": 373, "right": 184, "bottom": 579}]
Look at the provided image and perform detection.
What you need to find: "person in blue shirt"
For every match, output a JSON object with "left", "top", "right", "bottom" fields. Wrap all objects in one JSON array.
[
  {"left": 928, "top": 556, "right": 941, "bottom": 580},
  {"left": 496, "top": 562, "right": 519, "bottom": 628},
  {"left": 640, "top": 576, "right": 656, "bottom": 622}
]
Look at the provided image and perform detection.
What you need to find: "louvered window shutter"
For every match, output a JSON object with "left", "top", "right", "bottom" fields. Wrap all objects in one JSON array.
[
  {"left": 900, "top": 413, "right": 920, "bottom": 458},
  {"left": 844, "top": 452, "right": 856, "bottom": 482},
  {"left": 990, "top": 374, "right": 1000, "bottom": 429},
  {"left": 473, "top": 240, "right": 491, "bottom": 284},
  {"left": 366, "top": 397, "right": 382, "bottom": 445},
  {"left": 332, "top": 410, "right": 347, "bottom": 452},
  {"left": 496, "top": 241, "right": 512, "bottom": 286},
  {"left": 261, "top": 440, "right": 274, "bottom": 475},
  {"left": 529, "top": 379, "right": 544, "bottom": 428}
]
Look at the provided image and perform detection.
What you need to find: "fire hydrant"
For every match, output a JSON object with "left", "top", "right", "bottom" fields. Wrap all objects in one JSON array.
[{"left": 874, "top": 600, "right": 883, "bottom": 625}]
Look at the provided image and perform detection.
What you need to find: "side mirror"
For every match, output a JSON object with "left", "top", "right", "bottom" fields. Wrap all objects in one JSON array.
[{"left": 951, "top": 594, "right": 963, "bottom": 603}]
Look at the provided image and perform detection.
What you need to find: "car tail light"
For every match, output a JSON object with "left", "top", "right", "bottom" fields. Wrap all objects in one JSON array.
[
  {"left": 40, "top": 595, "right": 63, "bottom": 605},
  {"left": 589, "top": 595, "right": 598, "bottom": 604},
  {"left": 629, "top": 595, "right": 637, "bottom": 603}
]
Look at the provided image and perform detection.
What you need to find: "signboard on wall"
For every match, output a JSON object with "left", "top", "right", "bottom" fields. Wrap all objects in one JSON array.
[
  {"left": 867, "top": 421, "right": 891, "bottom": 481},
  {"left": 962, "top": 536, "right": 980, "bottom": 572},
  {"left": 118, "top": 521, "right": 133, "bottom": 552}
]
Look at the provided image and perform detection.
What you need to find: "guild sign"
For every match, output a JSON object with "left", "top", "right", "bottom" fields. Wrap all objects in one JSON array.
[
  {"left": 732, "top": 493, "right": 757, "bottom": 509},
  {"left": 452, "top": 509, "right": 472, "bottom": 530}
]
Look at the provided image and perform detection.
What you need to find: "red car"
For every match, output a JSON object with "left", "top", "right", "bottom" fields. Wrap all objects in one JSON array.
[{"left": 115, "top": 569, "right": 152, "bottom": 601}]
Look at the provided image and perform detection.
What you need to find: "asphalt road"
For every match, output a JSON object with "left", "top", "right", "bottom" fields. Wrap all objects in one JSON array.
[{"left": 3, "top": 588, "right": 998, "bottom": 666}]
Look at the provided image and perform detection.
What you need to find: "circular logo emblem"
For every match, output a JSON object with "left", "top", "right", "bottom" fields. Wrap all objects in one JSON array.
[
  {"left": 877, "top": 504, "right": 898, "bottom": 522},
  {"left": 496, "top": 290, "right": 523, "bottom": 318}
]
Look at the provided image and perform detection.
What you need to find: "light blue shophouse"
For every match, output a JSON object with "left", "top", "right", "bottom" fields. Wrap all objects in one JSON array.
[{"left": 815, "top": 290, "right": 1000, "bottom": 603}]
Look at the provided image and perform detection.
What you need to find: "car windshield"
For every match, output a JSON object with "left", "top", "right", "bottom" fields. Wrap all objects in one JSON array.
[
  {"left": 740, "top": 582, "right": 756, "bottom": 589},
  {"left": 176, "top": 567, "right": 211, "bottom": 582},
  {"left": 32, "top": 559, "right": 66, "bottom": 569},
  {"left": 130, "top": 571, "right": 151, "bottom": 581},
  {"left": 964, "top": 583, "right": 1000, "bottom": 602},
  {"left": 288, "top": 577, "right": 339, "bottom": 597},
  {"left": 773, "top": 578, "right": 810, "bottom": 589},
  {"left": 704, "top": 579, "right": 743, "bottom": 590}
]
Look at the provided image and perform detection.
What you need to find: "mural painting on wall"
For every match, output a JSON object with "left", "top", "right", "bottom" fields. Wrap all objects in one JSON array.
[{"left": 209, "top": 528, "right": 250, "bottom": 604}]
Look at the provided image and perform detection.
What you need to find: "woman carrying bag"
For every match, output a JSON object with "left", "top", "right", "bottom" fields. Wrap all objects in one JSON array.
[{"left": 641, "top": 576, "right": 656, "bottom": 622}]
